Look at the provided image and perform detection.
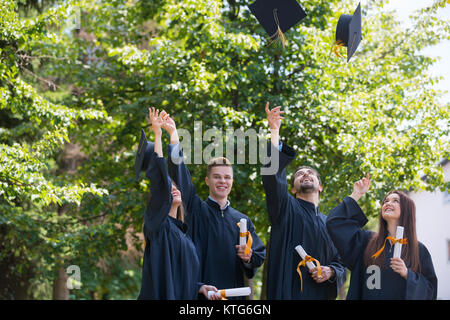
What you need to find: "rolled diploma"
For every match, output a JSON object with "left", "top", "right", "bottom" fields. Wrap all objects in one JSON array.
[
  {"left": 295, "top": 245, "right": 315, "bottom": 270},
  {"left": 239, "top": 218, "right": 247, "bottom": 246},
  {"left": 207, "top": 287, "right": 251, "bottom": 299},
  {"left": 393, "top": 226, "right": 404, "bottom": 258}
]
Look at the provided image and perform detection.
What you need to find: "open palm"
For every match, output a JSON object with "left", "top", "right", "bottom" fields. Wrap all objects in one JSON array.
[{"left": 160, "top": 112, "right": 177, "bottom": 134}]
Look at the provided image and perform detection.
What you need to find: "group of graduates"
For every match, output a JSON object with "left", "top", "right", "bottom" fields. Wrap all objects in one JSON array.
[{"left": 134, "top": 104, "right": 438, "bottom": 300}]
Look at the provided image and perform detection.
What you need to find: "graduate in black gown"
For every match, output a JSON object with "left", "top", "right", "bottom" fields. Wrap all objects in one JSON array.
[
  {"left": 262, "top": 103, "right": 346, "bottom": 300},
  {"left": 137, "top": 108, "right": 218, "bottom": 300},
  {"left": 159, "top": 112, "right": 265, "bottom": 298},
  {"left": 326, "top": 174, "right": 438, "bottom": 299}
]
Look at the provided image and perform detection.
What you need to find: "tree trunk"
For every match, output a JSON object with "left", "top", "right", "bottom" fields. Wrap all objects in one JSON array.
[
  {"left": 52, "top": 142, "right": 86, "bottom": 300},
  {"left": 52, "top": 268, "right": 69, "bottom": 300}
]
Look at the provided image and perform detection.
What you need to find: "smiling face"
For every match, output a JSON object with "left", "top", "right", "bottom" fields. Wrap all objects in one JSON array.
[
  {"left": 171, "top": 184, "right": 182, "bottom": 206},
  {"left": 381, "top": 192, "right": 402, "bottom": 222},
  {"left": 205, "top": 165, "right": 233, "bottom": 200},
  {"left": 291, "top": 167, "right": 322, "bottom": 195}
]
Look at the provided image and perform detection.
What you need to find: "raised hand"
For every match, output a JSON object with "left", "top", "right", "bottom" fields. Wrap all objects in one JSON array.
[
  {"left": 265, "top": 101, "right": 285, "bottom": 131},
  {"left": 148, "top": 107, "right": 165, "bottom": 135},
  {"left": 159, "top": 110, "right": 179, "bottom": 144},
  {"left": 350, "top": 173, "right": 371, "bottom": 202},
  {"left": 160, "top": 111, "right": 177, "bottom": 135}
]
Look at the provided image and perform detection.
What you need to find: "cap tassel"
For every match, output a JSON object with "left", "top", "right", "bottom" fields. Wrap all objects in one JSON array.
[
  {"left": 268, "top": 8, "right": 287, "bottom": 48},
  {"left": 333, "top": 40, "right": 344, "bottom": 58}
]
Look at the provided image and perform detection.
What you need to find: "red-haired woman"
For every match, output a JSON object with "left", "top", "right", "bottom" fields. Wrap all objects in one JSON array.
[{"left": 326, "top": 174, "right": 437, "bottom": 299}]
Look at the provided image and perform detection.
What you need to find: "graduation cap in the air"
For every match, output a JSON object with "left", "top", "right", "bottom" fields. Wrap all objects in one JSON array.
[
  {"left": 134, "top": 129, "right": 155, "bottom": 182},
  {"left": 249, "top": 0, "right": 307, "bottom": 47},
  {"left": 335, "top": 2, "right": 362, "bottom": 62}
]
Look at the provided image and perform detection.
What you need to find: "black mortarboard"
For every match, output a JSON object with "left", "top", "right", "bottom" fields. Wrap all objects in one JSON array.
[
  {"left": 335, "top": 2, "right": 362, "bottom": 62},
  {"left": 134, "top": 129, "right": 155, "bottom": 182},
  {"left": 249, "top": 0, "right": 307, "bottom": 46}
]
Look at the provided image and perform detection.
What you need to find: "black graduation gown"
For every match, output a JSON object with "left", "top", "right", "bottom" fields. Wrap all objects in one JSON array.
[
  {"left": 167, "top": 144, "right": 266, "bottom": 296},
  {"left": 262, "top": 142, "right": 346, "bottom": 300},
  {"left": 138, "top": 153, "right": 201, "bottom": 300},
  {"left": 326, "top": 196, "right": 438, "bottom": 300}
]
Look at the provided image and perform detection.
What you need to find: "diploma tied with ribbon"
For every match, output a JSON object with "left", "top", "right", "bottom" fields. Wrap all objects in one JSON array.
[
  {"left": 393, "top": 226, "right": 404, "bottom": 259},
  {"left": 237, "top": 219, "right": 252, "bottom": 256},
  {"left": 295, "top": 244, "right": 322, "bottom": 291},
  {"left": 207, "top": 287, "right": 251, "bottom": 300},
  {"left": 372, "top": 225, "right": 408, "bottom": 260}
]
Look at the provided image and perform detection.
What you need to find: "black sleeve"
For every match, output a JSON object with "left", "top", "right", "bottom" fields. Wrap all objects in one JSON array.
[
  {"left": 144, "top": 153, "right": 172, "bottom": 233},
  {"left": 167, "top": 143, "right": 203, "bottom": 224},
  {"left": 405, "top": 243, "right": 438, "bottom": 300},
  {"left": 326, "top": 196, "right": 372, "bottom": 270},
  {"left": 261, "top": 141, "right": 296, "bottom": 225}
]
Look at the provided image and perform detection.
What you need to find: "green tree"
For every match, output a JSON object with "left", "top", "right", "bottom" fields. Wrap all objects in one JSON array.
[{"left": 0, "top": 0, "right": 108, "bottom": 298}]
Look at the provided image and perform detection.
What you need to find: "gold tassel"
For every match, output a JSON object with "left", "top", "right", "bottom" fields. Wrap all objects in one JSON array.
[
  {"left": 333, "top": 40, "right": 344, "bottom": 58},
  {"left": 268, "top": 8, "right": 287, "bottom": 48}
]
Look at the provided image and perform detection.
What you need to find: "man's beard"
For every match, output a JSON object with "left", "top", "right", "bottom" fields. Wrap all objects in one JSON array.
[{"left": 297, "top": 183, "right": 317, "bottom": 194}]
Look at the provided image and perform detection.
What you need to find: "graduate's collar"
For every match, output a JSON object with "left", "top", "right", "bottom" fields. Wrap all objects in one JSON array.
[
  {"left": 207, "top": 196, "right": 230, "bottom": 211},
  {"left": 168, "top": 216, "right": 188, "bottom": 233},
  {"left": 296, "top": 197, "right": 320, "bottom": 214}
]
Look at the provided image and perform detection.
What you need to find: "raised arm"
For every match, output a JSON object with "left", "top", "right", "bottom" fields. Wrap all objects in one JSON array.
[
  {"left": 326, "top": 174, "right": 372, "bottom": 270},
  {"left": 265, "top": 101, "right": 284, "bottom": 148},
  {"left": 160, "top": 113, "right": 200, "bottom": 217},
  {"left": 148, "top": 107, "right": 164, "bottom": 157},
  {"left": 261, "top": 102, "right": 295, "bottom": 225},
  {"left": 143, "top": 108, "right": 172, "bottom": 233}
]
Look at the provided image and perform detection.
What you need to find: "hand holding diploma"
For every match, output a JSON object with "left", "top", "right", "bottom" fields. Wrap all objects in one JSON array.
[
  {"left": 236, "top": 219, "right": 253, "bottom": 263},
  {"left": 390, "top": 257, "right": 408, "bottom": 279},
  {"left": 207, "top": 287, "right": 251, "bottom": 300},
  {"left": 235, "top": 244, "right": 252, "bottom": 263},
  {"left": 295, "top": 245, "right": 324, "bottom": 290},
  {"left": 393, "top": 226, "right": 404, "bottom": 258},
  {"left": 199, "top": 285, "right": 219, "bottom": 300},
  {"left": 310, "top": 266, "right": 335, "bottom": 283},
  {"left": 390, "top": 226, "right": 408, "bottom": 279}
]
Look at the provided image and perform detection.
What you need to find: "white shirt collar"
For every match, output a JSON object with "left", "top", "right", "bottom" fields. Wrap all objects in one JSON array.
[{"left": 208, "top": 196, "right": 230, "bottom": 211}]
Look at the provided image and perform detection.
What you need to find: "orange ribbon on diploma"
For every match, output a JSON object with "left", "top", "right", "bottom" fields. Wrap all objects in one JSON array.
[
  {"left": 295, "top": 245, "right": 322, "bottom": 292},
  {"left": 372, "top": 236, "right": 408, "bottom": 259},
  {"left": 237, "top": 221, "right": 253, "bottom": 256},
  {"left": 296, "top": 255, "right": 322, "bottom": 292}
]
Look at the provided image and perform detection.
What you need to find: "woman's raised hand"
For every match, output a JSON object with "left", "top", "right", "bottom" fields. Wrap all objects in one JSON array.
[
  {"left": 160, "top": 110, "right": 177, "bottom": 135},
  {"left": 148, "top": 107, "right": 165, "bottom": 135},
  {"left": 350, "top": 173, "right": 371, "bottom": 202}
]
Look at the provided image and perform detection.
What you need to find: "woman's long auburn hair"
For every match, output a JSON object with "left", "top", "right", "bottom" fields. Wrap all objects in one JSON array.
[
  {"left": 146, "top": 181, "right": 185, "bottom": 224},
  {"left": 363, "top": 190, "right": 421, "bottom": 272}
]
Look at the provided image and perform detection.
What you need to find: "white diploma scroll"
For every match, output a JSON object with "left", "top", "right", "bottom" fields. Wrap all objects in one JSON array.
[
  {"left": 207, "top": 287, "right": 251, "bottom": 299},
  {"left": 295, "top": 245, "right": 315, "bottom": 270},
  {"left": 239, "top": 218, "right": 247, "bottom": 246},
  {"left": 393, "top": 226, "right": 404, "bottom": 259}
]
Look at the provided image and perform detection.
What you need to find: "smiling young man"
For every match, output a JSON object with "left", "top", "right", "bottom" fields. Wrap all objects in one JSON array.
[
  {"left": 262, "top": 102, "right": 346, "bottom": 300},
  {"left": 161, "top": 113, "right": 265, "bottom": 298}
]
